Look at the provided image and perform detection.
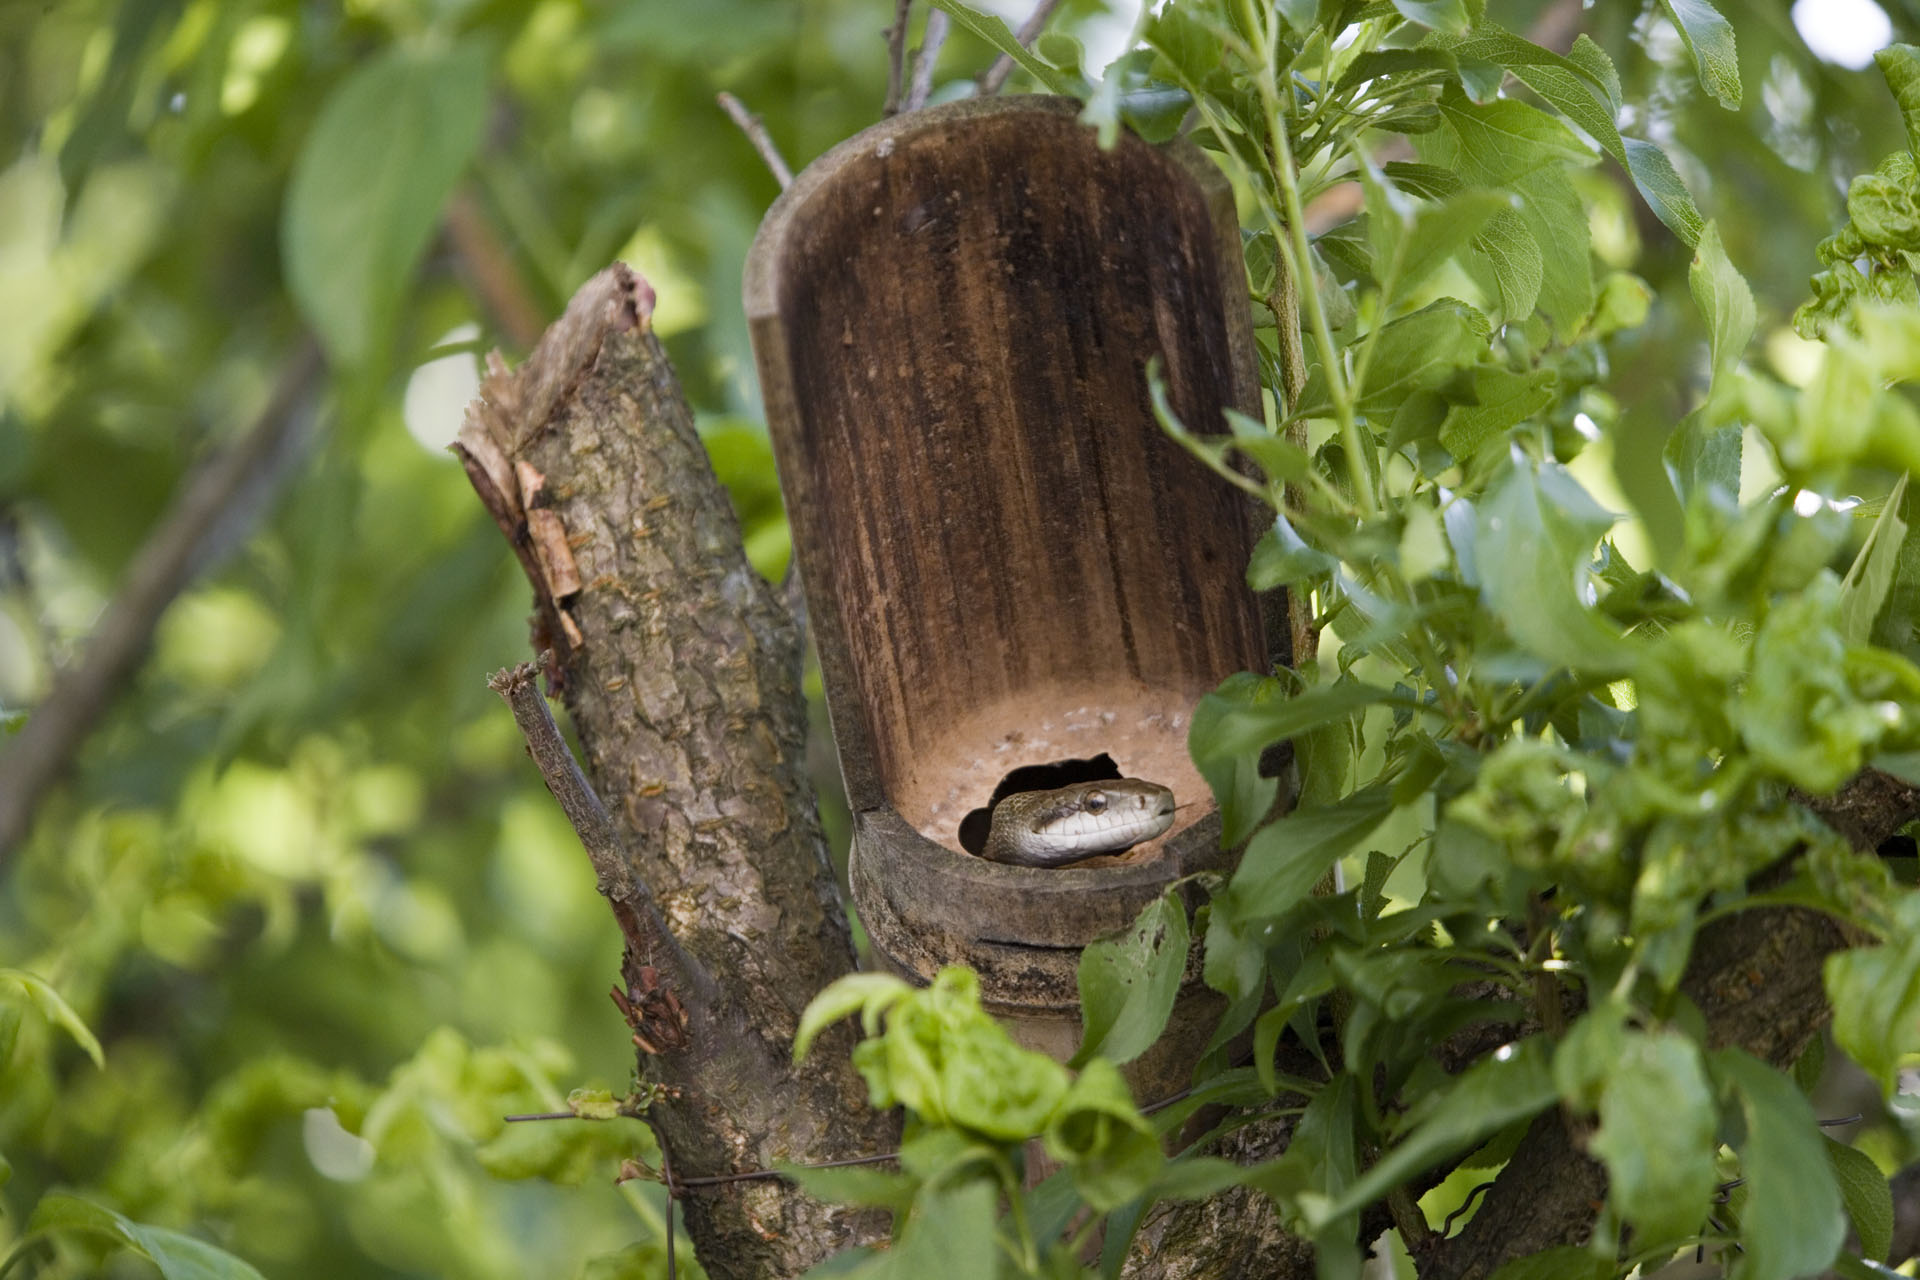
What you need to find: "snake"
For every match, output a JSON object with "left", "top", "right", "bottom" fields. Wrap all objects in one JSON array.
[{"left": 980, "top": 779, "right": 1177, "bottom": 867}]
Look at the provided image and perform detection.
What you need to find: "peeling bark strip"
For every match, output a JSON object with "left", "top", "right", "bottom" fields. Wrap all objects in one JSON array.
[{"left": 461, "top": 265, "right": 893, "bottom": 1277}]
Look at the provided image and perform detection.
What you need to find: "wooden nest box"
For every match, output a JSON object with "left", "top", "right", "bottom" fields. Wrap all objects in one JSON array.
[{"left": 746, "top": 96, "right": 1275, "bottom": 1087}]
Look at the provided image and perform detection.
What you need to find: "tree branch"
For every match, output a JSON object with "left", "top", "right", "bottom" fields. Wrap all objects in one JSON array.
[
  {"left": 884, "top": 0, "right": 914, "bottom": 116},
  {"left": 459, "top": 264, "right": 892, "bottom": 1277},
  {"left": 0, "top": 337, "right": 325, "bottom": 859},
  {"left": 717, "top": 92, "right": 794, "bottom": 190},
  {"left": 444, "top": 186, "right": 548, "bottom": 351},
  {"left": 905, "top": 10, "right": 949, "bottom": 113},
  {"left": 978, "top": 0, "right": 1063, "bottom": 96}
]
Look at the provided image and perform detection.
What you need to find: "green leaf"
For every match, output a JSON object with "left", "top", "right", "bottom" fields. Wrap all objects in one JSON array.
[
  {"left": 1827, "top": 1138, "right": 1893, "bottom": 1264},
  {"left": 1875, "top": 45, "right": 1920, "bottom": 155},
  {"left": 1471, "top": 208, "right": 1544, "bottom": 320},
  {"left": 1587, "top": 1031, "right": 1717, "bottom": 1251},
  {"left": 1044, "top": 1058, "right": 1163, "bottom": 1211},
  {"left": 1352, "top": 299, "right": 1491, "bottom": 413},
  {"left": 1312, "top": 1038, "right": 1555, "bottom": 1224},
  {"left": 1227, "top": 785, "right": 1398, "bottom": 921},
  {"left": 0, "top": 967, "right": 104, "bottom": 1068},
  {"left": 29, "top": 1194, "right": 267, "bottom": 1280},
  {"left": 1658, "top": 0, "right": 1741, "bottom": 109},
  {"left": 1476, "top": 457, "right": 1632, "bottom": 672},
  {"left": 885, "top": 1181, "right": 1000, "bottom": 1280},
  {"left": 1436, "top": 29, "right": 1624, "bottom": 163},
  {"left": 1141, "top": 1155, "right": 1257, "bottom": 1201},
  {"left": 1189, "top": 673, "right": 1283, "bottom": 846},
  {"left": 282, "top": 42, "right": 490, "bottom": 367},
  {"left": 1841, "top": 476, "right": 1910, "bottom": 646},
  {"left": 1689, "top": 221, "right": 1755, "bottom": 398},
  {"left": 1487, "top": 1248, "right": 1613, "bottom": 1280},
  {"left": 1394, "top": 189, "right": 1512, "bottom": 302},
  {"left": 1624, "top": 137, "right": 1706, "bottom": 248},
  {"left": 793, "top": 971, "right": 913, "bottom": 1061},
  {"left": 1074, "top": 889, "right": 1190, "bottom": 1067},
  {"left": 1190, "top": 677, "right": 1389, "bottom": 764},
  {"left": 1716, "top": 1049, "right": 1846, "bottom": 1280},
  {"left": 930, "top": 0, "right": 1078, "bottom": 95},
  {"left": 1246, "top": 513, "right": 1337, "bottom": 591},
  {"left": 1826, "top": 930, "right": 1920, "bottom": 1091},
  {"left": 1438, "top": 366, "right": 1557, "bottom": 461},
  {"left": 1390, "top": 0, "right": 1469, "bottom": 33}
]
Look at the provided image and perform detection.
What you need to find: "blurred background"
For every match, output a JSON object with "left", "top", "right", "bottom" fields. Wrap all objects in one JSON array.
[{"left": 3, "top": 0, "right": 1920, "bottom": 1275}]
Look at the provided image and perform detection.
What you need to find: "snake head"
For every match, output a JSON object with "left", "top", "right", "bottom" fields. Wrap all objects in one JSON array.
[{"left": 995, "top": 778, "right": 1177, "bottom": 867}]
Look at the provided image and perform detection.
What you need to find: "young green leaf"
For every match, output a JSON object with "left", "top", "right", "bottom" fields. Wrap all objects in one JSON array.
[
  {"left": 1226, "top": 785, "right": 1398, "bottom": 922},
  {"left": 1826, "top": 1138, "right": 1894, "bottom": 1265},
  {"left": 1476, "top": 457, "right": 1632, "bottom": 672},
  {"left": 1690, "top": 222, "right": 1757, "bottom": 401},
  {"left": 282, "top": 42, "right": 490, "bottom": 367},
  {"left": 929, "top": 0, "right": 1079, "bottom": 95},
  {"left": 1074, "top": 889, "right": 1190, "bottom": 1067},
  {"left": 1044, "top": 1058, "right": 1164, "bottom": 1210},
  {"left": 1657, "top": 0, "right": 1742, "bottom": 110},
  {"left": 1825, "top": 928, "right": 1920, "bottom": 1091},
  {"left": 793, "top": 971, "right": 913, "bottom": 1061},
  {"left": 1189, "top": 673, "right": 1283, "bottom": 846},
  {"left": 1487, "top": 1248, "right": 1613, "bottom": 1280},
  {"left": 29, "top": 1194, "right": 267, "bottom": 1280},
  {"left": 1390, "top": 0, "right": 1469, "bottom": 33},
  {"left": 1716, "top": 1049, "right": 1846, "bottom": 1280},
  {"left": 1876, "top": 44, "right": 1920, "bottom": 155},
  {"left": 1438, "top": 366, "right": 1557, "bottom": 462},
  {"left": 1625, "top": 137, "right": 1706, "bottom": 248},
  {"left": 1841, "top": 476, "right": 1910, "bottom": 645},
  {"left": 883, "top": 1181, "right": 1000, "bottom": 1280},
  {"left": 1587, "top": 1031, "right": 1718, "bottom": 1251},
  {"left": 1309, "top": 1039, "right": 1556, "bottom": 1224},
  {"left": 0, "top": 967, "right": 104, "bottom": 1068}
]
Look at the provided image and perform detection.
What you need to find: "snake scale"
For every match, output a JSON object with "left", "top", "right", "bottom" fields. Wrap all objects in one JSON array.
[{"left": 979, "top": 779, "right": 1176, "bottom": 867}]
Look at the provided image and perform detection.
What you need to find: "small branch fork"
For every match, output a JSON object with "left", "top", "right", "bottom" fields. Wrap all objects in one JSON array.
[
  {"left": 486, "top": 660, "right": 718, "bottom": 1018},
  {"left": 717, "top": 92, "right": 794, "bottom": 190}
]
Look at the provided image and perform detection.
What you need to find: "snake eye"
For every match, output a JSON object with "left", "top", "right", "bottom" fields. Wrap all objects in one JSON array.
[{"left": 1083, "top": 792, "right": 1107, "bottom": 813}]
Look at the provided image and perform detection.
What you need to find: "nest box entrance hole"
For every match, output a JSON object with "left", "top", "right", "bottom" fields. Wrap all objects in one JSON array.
[{"left": 746, "top": 97, "right": 1269, "bottom": 863}]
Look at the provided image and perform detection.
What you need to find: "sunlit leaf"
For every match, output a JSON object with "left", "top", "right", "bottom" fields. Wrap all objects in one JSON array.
[
  {"left": 1588, "top": 1031, "right": 1717, "bottom": 1251},
  {"left": 1827, "top": 1138, "right": 1893, "bottom": 1265},
  {"left": 1310, "top": 1039, "right": 1555, "bottom": 1224},
  {"left": 1074, "top": 890, "right": 1189, "bottom": 1067},
  {"left": 1476, "top": 455, "right": 1632, "bottom": 671},
  {"left": 1716, "top": 1049, "right": 1846, "bottom": 1280},
  {"left": 282, "top": 43, "right": 490, "bottom": 366},
  {"left": 0, "top": 967, "right": 103, "bottom": 1068},
  {"left": 30, "top": 1194, "right": 266, "bottom": 1280},
  {"left": 1657, "top": 0, "right": 1741, "bottom": 109}
]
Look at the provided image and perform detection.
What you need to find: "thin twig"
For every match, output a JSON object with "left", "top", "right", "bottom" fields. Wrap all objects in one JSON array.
[
  {"left": 0, "top": 337, "right": 325, "bottom": 859},
  {"left": 674, "top": 1151, "right": 902, "bottom": 1189},
  {"left": 977, "top": 0, "right": 1063, "bottom": 95},
  {"left": 884, "top": 0, "right": 914, "bottom": 115},
  {"left": 487, "top": 660, "right": 718, "bottom": 1014},
  {"left": 716, "top": 92, "right": 793, "bottom": 190},
  {"left": 905, "top": 9, "right": 949, "bottom": 112},
  {"left": 504, "top": 1111, "right": 579, "bottom": 1123},
  {"left": 444, "top": 186, "right": 548, "bottom": 350}
]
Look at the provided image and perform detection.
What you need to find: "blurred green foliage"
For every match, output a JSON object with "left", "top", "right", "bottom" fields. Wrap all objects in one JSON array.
[{"left": 9, "top": 0, "right": 1920, "bottom": 1276}]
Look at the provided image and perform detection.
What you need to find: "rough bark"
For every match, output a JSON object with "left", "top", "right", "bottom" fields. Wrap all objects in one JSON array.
[{"left": 459, "top": 264, "right": 893, "bottom": 1278}]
